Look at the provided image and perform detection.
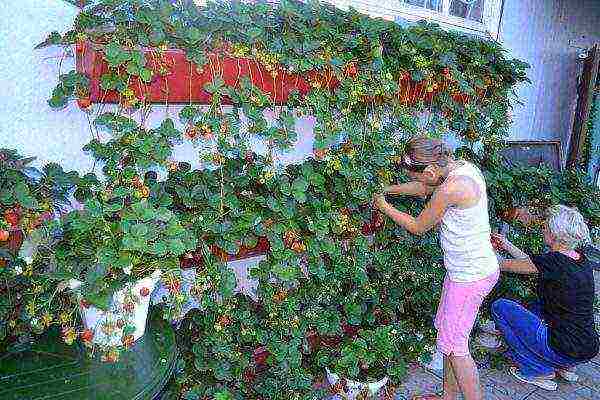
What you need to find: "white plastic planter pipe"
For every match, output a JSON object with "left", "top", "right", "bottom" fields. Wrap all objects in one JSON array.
[
  {"left": 68, "top": 269, "right": 162, "bottom": 347},
  {"left": 325, "top": 367, "right": 389, "bottom": 400}
]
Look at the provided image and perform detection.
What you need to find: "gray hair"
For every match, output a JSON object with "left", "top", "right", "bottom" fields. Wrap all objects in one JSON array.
[{"left": 546, "top": 205, "right": 591, "bottom": 250}]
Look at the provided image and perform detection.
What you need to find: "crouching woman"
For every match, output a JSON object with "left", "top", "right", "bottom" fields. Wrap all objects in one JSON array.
[{"left": 491, "top": 205, "right": 599, "bottom": 391}]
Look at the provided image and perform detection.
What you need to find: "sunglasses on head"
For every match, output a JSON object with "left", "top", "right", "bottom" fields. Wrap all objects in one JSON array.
[{"left": 399, "top": 155, "right": 428, "bottom": 173}]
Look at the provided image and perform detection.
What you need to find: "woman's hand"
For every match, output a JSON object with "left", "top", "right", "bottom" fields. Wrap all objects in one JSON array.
[
  {"left": 491, "top": 233, "right": 510, "bottom": 251},
  {"left": 373, "top": 194, "right": 388, "bottom": 211},
  {"left": 491, "top": 232, "right": 530, "bottom": 260}
]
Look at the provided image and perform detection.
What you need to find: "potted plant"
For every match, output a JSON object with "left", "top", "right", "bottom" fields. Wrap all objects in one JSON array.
[
  {"left": 47, "top": 193, "right": 195, "bottom": 353},
  {"left": 0, "top": 149, "right": 79, "bottom": 350}
]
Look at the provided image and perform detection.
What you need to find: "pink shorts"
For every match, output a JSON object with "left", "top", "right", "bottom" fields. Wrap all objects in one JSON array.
[{"left": 435, "top": 270, "right": 499, "bottom": 356}]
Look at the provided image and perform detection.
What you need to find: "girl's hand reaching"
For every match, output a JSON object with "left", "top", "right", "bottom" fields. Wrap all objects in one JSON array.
[{"left": 373, "top": 194, "right": 388, "bottom": 211}]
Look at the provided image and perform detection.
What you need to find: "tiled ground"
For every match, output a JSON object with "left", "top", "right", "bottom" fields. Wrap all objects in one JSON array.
[
  {"left": 394, "top": 270, "right": 600, "bottom": 400},
  {"left": 393, "top": 349, "right": 599, "bottom": 400}
]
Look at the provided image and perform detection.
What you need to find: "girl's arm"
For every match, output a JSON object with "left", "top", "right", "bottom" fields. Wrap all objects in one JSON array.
[
  {"left": 374, "top": 182, "right": 453, "bottom": 236},
  {"left": 384, "top": 182, "right": 435, "bottom": 198}
]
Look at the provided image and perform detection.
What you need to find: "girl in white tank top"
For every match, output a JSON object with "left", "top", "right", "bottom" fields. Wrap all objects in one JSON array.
[{"left": 440, "top": 161, "right": 499, "bottom": 282}]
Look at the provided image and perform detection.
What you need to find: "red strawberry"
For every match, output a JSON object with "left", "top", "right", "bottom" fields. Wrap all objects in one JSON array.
[
  {"left": 121, "top": 334, "right": 135, "bottom": 349},
  {"left": 4, "top": 209, "right": 20, "bottom": 227},
  {"left": 361, "top": 223, "right": 372, "bottom": 236},
  {"left": 7, "top": 230, "right": 24, "bottom": 253},
  {"left": 342, "top": 322, "right": 359, "bottom": 337},
  {"left": 75, "top": 40, "right": 85, "bottom": 55},
  {"left": 345, "top": 62, "right": 357, "bottom": 77},
  {"left": 139, "top": 287, "right": 150, "bottom": 297},
  {"left": 253, "top": 346, "right": 270, "bottom": 365},
  {"left": 243, "top": 368, "right": 256, "bottom": 383},
  {"left": 77, "top": 97, "right": 91, "bottom": 110},
  {"left": 167, "top": 280, "right": 181, "bottom": 294},
  {"left": 81, "top": 328, "right": 94, "bottom": 343},
  {"left": 314, "top": 148, "right": 328, "bottom": 160},
  {"left": 123, "top": 302, "right": 135, "bottom": 313}
]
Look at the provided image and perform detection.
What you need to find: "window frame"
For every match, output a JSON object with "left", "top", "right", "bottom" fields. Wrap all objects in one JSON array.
[{"left": 325, "top": 0, "right": 504, "bottom": 39}]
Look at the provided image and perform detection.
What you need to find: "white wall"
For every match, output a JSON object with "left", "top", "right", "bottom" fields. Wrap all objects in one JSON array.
[
  {"left": 0, "top": 0, "right": 317, "bottom": 175},
  {"left": 499, "top": 0, "right": 600, "bottom": 153},
  {"left": 0, "top": 0, "right": 93, "bottom": 172},
  {"left": 2, "top": 0, "right": 598, "bottom": 173}
]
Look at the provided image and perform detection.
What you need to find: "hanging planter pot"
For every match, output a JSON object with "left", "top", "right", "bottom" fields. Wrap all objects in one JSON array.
[
  {"left": 67, "top": 269, "right": 162, "bottom": 348},
  {"left": 325, "top": 367, "right": 389, "bottom": 400},
  {"left": 76, "top": 41, "right": 338, "bottom": 106},
  {"left": 179, "top": 237, "right": 270, "bottom": 268},
  {"left": 212, "top": 236, "right": 271, "bottom": 262}
]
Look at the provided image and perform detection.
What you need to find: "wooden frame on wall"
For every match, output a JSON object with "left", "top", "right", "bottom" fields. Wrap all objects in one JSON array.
[
  {"left": 567, "top": 43, "right": 600, "bottom": 168},
  {"left": 501, "top": 140, "right": 564, "bottom": 171}
]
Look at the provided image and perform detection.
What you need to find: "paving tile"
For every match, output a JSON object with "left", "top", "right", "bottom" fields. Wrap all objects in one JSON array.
[
  {"left": 575, "top": 362, "right": 600, "bottom": 391},
  {"left": 395, "top": 368, "right": 443, "bottom": 399},
  {"left": 477, "top": 369, "right": 537, "bottom": 400},
  {"left": 525, "top": 385, "right": 599, "bottom": 400}
]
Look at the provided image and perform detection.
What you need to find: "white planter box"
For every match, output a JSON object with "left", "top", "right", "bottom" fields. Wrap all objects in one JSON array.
[
  {"left": 325, "top": 367, "right": 389, "bottom": 400},
  {"left": 68, "top": 269, "right": 162, "bottom": 347}
]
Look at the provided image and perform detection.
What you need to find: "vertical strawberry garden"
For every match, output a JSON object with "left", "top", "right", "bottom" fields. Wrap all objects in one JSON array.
[{"left": 2, "top": 0, "right": 600, "bottom": 399}]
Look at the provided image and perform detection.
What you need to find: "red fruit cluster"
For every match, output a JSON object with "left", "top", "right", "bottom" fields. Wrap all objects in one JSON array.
[
  {"left": 122, "top": 302, "right": 135, "bottom": 313},
  {"left": 184, "top": 125, "right": 199, "bottom": 140},
  {"left": 217, "top": 315, "right": 232, "bottom": 327},
  {"left": 4, "top": 206, "right": 22, "bottom": 227},
  {"left": 398, "top": 71, "right": 411, "bottom": 81},
  {"left": 122, "top": 334, "right": 135, "bottom": 349},
  {"left": 243, "top": 368, "right": 256, "bottom": 383},
  {"left": 361, "top": 210, "right": 384, "bottom": 235},
  {"left": 314, "top": 148, "right": 328, "bottom": 160},
  {"left": 77, "top": 97, "right": 92, "bottom": 110},
  {"left": 167, "top": 279, "right": 181, "bottom": 294},
  {"left": 344, "top": 62, "right": 357, "bottom": 77},
  {"left": 342, "top": 321, "right": 359, "bottom": 338},
  {"left": 81, "top": 328, "right": 94, "bottom": 343},
  {"left": 75, "top": 40, "right": 85, "bottom": 55},
  {"left": 253, "top": 346, "right": 270, "bottom": 366},
  {"left": 139, "top": 287, "right": 150, "bottom": 297},
  {"left": 490, "top": 235, "right": 501, "bottom": 251}
]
